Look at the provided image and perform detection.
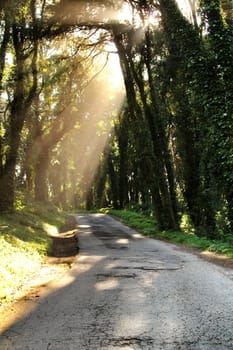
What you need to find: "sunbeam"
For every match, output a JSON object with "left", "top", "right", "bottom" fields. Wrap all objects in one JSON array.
[
  {"left": 58, "top": 42, "right": 126, "bottom": 207},
  {"left": 75, "top": 50, "right": 125, "bottom": 202}
]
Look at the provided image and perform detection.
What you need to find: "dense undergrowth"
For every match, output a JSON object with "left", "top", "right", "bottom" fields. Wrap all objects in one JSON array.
[
  {"left": 0, "top": 199, "right": 66, "bottom": 303},
  {"left": 108, "top": 209, "right": 233, "bottom": 259}
]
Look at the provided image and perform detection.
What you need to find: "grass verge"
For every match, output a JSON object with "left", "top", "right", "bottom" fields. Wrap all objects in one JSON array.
[
  {"left": 108, "top": 209, "right": 233, "bottom": 259},
  {"left": 0, "top": 201, "right": 66, "bottom": 304}
]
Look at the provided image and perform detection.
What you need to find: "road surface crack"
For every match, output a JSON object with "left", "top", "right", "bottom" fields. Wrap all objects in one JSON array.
[
  {"left": 96, "top": 273, "right": 137, "bottom": 279},
  {"left": 113, "top": 265, "right": 181, "bottom": 271},
  {"left": 103, "top": 335, "right": 154, "bottom": 348}
]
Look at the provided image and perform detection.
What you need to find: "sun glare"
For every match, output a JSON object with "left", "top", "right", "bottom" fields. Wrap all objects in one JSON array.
[
  {"left": 116, "top": 2, "right": 133, "bottom": 23},
  {"left": 175, "top": 0, "right": 199, "bottom": 22},
  {"left": 105, "top": 44, "right": 125, "bottom": 90},
  {"left": 117, "top": 1, "right": 197, "bottom": 28}
]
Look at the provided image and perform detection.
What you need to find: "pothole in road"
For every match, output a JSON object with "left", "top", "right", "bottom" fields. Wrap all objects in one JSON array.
[
  {"left": 96, "top": 273, "right": 137, "bottom": 279},
  {"left": 102, "top": 335, "right": 154, "bottom": 349},
  {"left": 107, "top": 245, "right": 128, "bottom": 250},
  {"left": 113, "top": 265, "right": 181, "bottom": 271}
]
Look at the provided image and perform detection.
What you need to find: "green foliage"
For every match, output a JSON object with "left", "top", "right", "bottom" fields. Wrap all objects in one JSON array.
[
  {"left": 110, "top": 209, "right": 233, "bottom": 258},
  {"left": 110, "top": 209, "right": 157, "bottom": 235}
]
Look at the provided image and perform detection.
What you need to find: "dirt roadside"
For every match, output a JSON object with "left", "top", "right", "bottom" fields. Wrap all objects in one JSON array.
[{"left": 0, "top": 257, "right": 76, "bottom": 309}]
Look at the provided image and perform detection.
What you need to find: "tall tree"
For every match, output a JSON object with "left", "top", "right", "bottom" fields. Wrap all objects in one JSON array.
[
  {"left": 0, "top": 0, "right": 39, "bottom": 212},
  {"left": 200, "top": 0, "right": 233, "bottom": 232}
]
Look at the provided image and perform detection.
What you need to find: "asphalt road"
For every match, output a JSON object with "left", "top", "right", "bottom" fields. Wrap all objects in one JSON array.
[{"left": 1, "top": 213, "right": 233, "bottom": 350}]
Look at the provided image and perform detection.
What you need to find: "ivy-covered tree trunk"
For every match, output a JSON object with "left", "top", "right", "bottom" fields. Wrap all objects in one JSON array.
[
  {"left": 200, "top": 0, "right": 233, "bottom": 232},
  {"left": 159, "top": 0, "right": 216, "bottom": 233}
]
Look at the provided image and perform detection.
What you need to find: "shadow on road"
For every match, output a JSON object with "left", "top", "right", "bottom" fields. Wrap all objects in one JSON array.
[{"left": 1, "top": 214, "right": 233, "bottom": 349}]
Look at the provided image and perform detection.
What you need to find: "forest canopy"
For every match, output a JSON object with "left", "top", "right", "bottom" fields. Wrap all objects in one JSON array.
[{"left": 0, "top": 0, "right": 233, "bottom": 240}]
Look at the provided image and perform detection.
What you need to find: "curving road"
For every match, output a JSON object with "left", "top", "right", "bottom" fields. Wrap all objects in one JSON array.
[{"left": 1, "top": 213, "right": 233, "bottom": 349}]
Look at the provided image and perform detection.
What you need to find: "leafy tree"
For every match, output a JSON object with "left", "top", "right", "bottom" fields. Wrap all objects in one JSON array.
[
  {"left": 200, "top": 0, "right": 233, "bottom": 232},
  {"left": 0, "top": 0, "right": 39, "bottom": 212}
]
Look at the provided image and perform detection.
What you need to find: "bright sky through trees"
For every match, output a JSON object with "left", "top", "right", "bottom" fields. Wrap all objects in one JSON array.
[{"left": 176, "top": 0, "right": 199, "bottom": 21}]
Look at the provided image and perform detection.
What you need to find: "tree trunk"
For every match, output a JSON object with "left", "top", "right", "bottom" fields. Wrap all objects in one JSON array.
[
  {"left": 34, "top": 149, "right": 50, "bottom": 202},
  {"left": 117, "top": 114, "right": 129, "bottom": 209},
  {"left": 0, "top": 17, "right": 10, "bottom": 89},
  {"left": 0, "top": 165, "right": 15, "bottom": 212},
  {"left": 107, "top": 153, "right": 119, "bottom": 209},
  {"left": 0, "top": 48, "right": 25, "bottom": 212},
  {"left": 0, "top": 12, "right": 39, "bottom": 212},
  {"left": 113, "top": 29, "right": 172, "bottom": 228}
]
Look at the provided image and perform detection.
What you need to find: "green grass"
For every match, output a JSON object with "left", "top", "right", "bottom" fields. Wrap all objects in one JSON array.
[
  {"left": 108, "top": 209, "right": 233, "bottom": 259},
  {"left": 0, "top": 200, "right": 66, "bottom": 303},
  {"left": 108, "top": 209, "right": 157, "bottom": 235}
]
